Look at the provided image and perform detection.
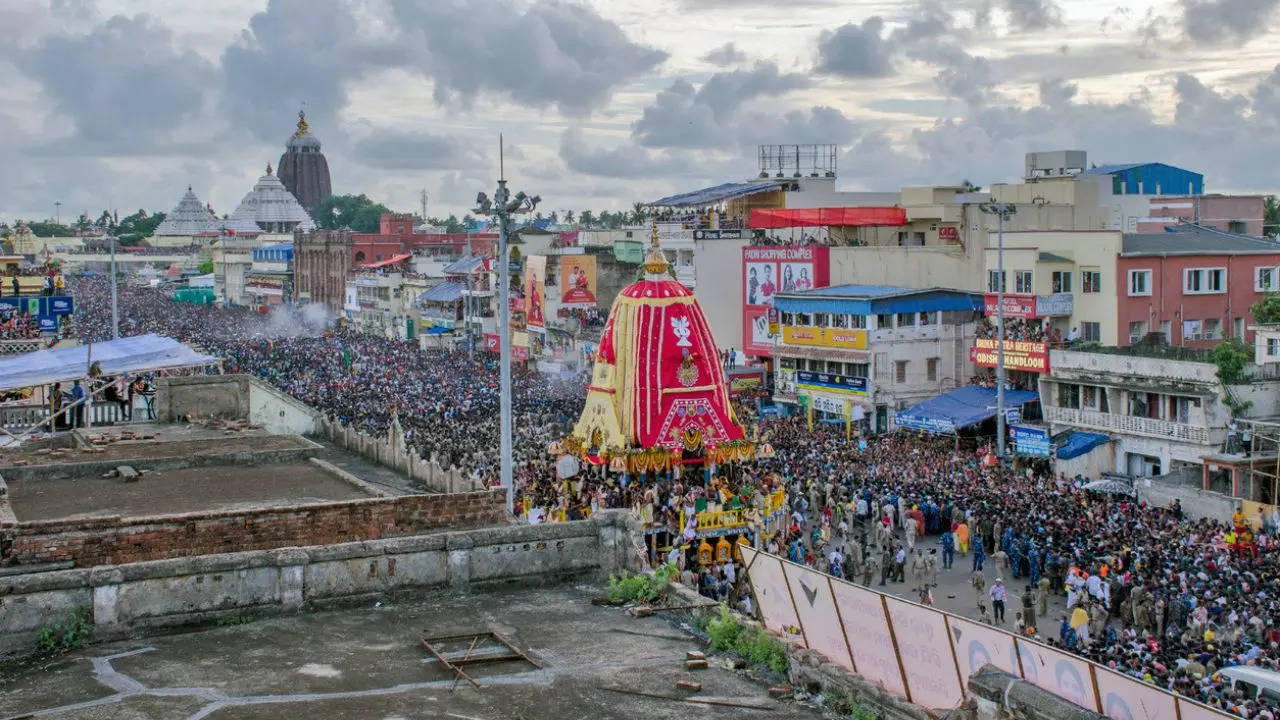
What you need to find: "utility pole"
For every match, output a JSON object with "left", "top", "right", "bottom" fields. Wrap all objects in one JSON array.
[
  {"left": 110, "top": 234, "right": 119, "bottom": 339},
  {"left": 980, "top": 202, "right": 1017, "bottom": 458},
  {"left": 474, "top": 136, "right": 539, "bottom": 513},
  {"left": 54, "top": 201, "right": 62, "bottom": 227}
]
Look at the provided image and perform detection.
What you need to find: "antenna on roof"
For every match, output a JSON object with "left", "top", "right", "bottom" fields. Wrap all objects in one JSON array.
[{"left": 499, "top": 133, "right": 505, "bottom": 182}]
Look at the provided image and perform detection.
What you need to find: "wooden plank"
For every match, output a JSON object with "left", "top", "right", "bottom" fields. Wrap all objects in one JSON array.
[{"left": 421, "top": 637, "right": 483, "bottom": 691}]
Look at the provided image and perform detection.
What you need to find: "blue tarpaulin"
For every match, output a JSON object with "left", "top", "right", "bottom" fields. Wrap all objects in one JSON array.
[
  {"left": 1056, "top": 431, "right": 1110, "bottom": 459},
  {"left": 422, "top": 326, "right": 452, "bottom": 336},
  {"left": 0, "top": 334, "right": 217, "bottom": 391},
  {"left": 895, "top": 386, "right": 1039, "bottom": 434}
]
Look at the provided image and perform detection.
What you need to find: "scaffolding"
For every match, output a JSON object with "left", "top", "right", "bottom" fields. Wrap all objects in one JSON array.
[{"left": 1244, "top": 418, "right": 1280, "bottom": 504}]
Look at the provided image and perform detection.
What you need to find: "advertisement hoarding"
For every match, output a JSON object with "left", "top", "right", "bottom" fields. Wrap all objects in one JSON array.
[
  {"left": 558, "top": 255, "right": 597, "bottom": 308},
  {"left": 970, "top": 337, "right": 1049, "bottom": 373},
  {"left": 524, "top": 255, "right": 547, "bottom": 333},
  {"left": 796, "top": 371, "right": 869, "bottom": 397},
  {"left": 781, "top": 326, "right": 868, "bottom": 351},
  {"left": 742, "top": 245, "right": 829, "bottom": 356}
]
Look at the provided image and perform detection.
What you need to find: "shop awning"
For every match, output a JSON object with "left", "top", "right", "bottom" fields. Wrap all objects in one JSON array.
[
  {"left": 894, "top": 386, "right": 1039, "bottom": 434},
  {"left": 0, "top": 334, "right": 217, "bottom": 391},
  {"left": 750, "top": 207, "right": 908, "bottom": 228},
  {"left": 417, "top": 282, "right": 465, "bottom": 304},
  {"left": 1056, "top": 431, "right": 1111, "bottom": 460},
  {"left": 648, "top": 181, "right": 784, "bottom": 207}
]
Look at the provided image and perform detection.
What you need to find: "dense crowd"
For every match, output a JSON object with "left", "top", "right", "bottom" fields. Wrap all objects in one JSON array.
[
  {"left": 769, "top": 424, "right": 1280, "bottom": 719},
  {"left": 66, "top": 273, "right": 1280, "bottom": 718}
]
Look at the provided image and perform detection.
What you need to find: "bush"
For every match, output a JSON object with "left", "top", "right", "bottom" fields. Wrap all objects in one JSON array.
[
  {"left": 606, "top": 563, "right": 678, "bottom": 604},
  {"left": 34, "top": 608, "right": 92, "bottom": 657},
  {"left": 706, "top": 604, "right": 789, "bottom": 675}
]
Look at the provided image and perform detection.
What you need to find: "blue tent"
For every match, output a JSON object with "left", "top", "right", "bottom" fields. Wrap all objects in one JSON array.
[
  {"left": 422, "top": 326, "right": 452, "bottom": 336},
  {"left": 895, "top": 386, "right": 1039, "bottom": 434},
  {"left": 1056, "top": 431, "right": 1110, "bottom": 459}
]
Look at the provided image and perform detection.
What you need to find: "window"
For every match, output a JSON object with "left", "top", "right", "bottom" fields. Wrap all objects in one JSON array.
[
  {"left": 1160, "top": 320, "right": 1172, "bottom": 342},
  {"left": 987, "top": 270, "right": 1006, "bottom": 293},
  {"left": 808, "top": 359, "right": 825, "bottom": 371},
  {"left": 1269, "top": 338, "right": 1280, "bottom": 357},
  {"left": 1082, "top": 386, "right": 1097, "bottom": 409},
  {"left": 813, "top": 313, "right": 829, "bottom": 327},
  {"left": 895, "top": 360, "right": 908, "bottom": 383},
  {"left": 781, "top": 312, "right": 794, "bottom": 325},
  {"left": 826, "top": 361, "right": 843, "bottom": 374},
  {"left": 918, "top": 311, "right": 938, "bottom": 326},
  {"left": 1082, "top": 270, "right": 1102, "bottom": 294},
  {"left": 1236, "top": 317, "right": 1246, "bottom": 338},
  {"left": 796, "top": 313, "right": 812, "bottom": 326},
  {"left": 1183, "top": 319, "right": 1203, "bottom": 340},
  {"left": 1082, "top": 322, "right": 1101, "bottom": 342},
  {"left": 1230, "top": 221, "right": 1248, "bottom": 235},
  {"left": 1184, "top": 268, "right": 1225, "bottom": 294},
  {"left": 1204, "top": 318, "right": 1221, "bottom": 340},
  {"left": 896, "top": 312, "right": 915, "bottom": 328},
  {"left": 876, "top": 313, "right": 894, "bottom": 330},
  {"left": 1257, "top": 266, "right": 1278, "bottom": 292},
  {"left": 1057, "top": 383, "right": 1081, "bottom": 409},
  {"left": 850, "top": 315, "right": 867, "bottom": 329},
  {"left": 1015, "top": 271, "right": 1033, "bottom": 294},
  {"left": 831, "top": 314, "right": 850, "bottom": 329},
  {"left": 1128, "top": 269, "right": 1151, "bottom": 296},
  {"left": 847, "top": 363, "right": 869, "bottom": 378},
  {"left": 1128, "top": 321, "right": 1147, "bottom": 344},
  {"left": 779, "top": 357, "right": 796, "bottom": 370},
  {"left": 927, "top": 358, "right": 939, "bottom": 382},
  {"left": 1051, "top": 271, "right": 1072, "bottom": 294}
]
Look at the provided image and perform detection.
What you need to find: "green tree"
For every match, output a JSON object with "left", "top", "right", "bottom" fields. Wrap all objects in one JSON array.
[
  {"left": 114, "top": 209, "right": 165, "bottom": 246},
  {"left": 562, "top": 209, "right": 575, "bottom": 224},
  {"left": 313, "top": 194, "right": 393, "bottom": 233},
  {"left": 197, "top": 260, "right": 214, "bottom": 274},
  {"left": 1265, "top": 195, "right": 1279, "bottom": 238},
  {"left": 579, "top": 210, "right": 595, "bottom": 228},
  {"left": 1253, "top": 293, "right": 1280, "bottom": 325},
  {"left": 27, "top": 220, "right": 74, "bottom": 237},
  {"left": 1211, "top": 338, "right": 1253, "bottom": 385}
]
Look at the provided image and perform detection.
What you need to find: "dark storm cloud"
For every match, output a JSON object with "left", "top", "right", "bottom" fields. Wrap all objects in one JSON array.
[
  {"left": 16, "top": 14, "right": 215, "bottom": 148},
  {"left": 814, "top": 18, "right": 894, "bottom": 78},
  {"left": 702, "top": 42, "right": 747, "bottom": 67},
  {"left": 632, "top": 62, "right": 808, "bottom": 148},
  {"left": 389, "top": 0, "right": 666, "bottom": 115},
  {"left": 352, "top": 130, "right": 487, "bottom": 171},
  {"left": 1182, "top": 0, "right": 1280, "bottom": 43}
]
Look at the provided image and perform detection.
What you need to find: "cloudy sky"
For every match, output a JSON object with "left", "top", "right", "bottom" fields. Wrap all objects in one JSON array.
[{"left": 4, "top": 0, "right": 1280, "bottom": 224}]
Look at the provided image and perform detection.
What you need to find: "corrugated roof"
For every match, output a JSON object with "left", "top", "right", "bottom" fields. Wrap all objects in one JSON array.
[
  {"left": 1038, "top": 252, "right": 1072, "bottom": 263},
  {"left": 1122, "top": 225, "right": 1280, "bottom": 256},
  {"left": 1083, "top": 163, "right": 1147, "bottom": 175},
  {"left": 443, "top": 255, "right": 484, "bottom": 274},
  {"left": 648, "top": 181, "right": 784, "bottom": 207},
  {"left": 773, "top": 285, "right": 982, "bottom": 315},
  {"left": 418, "top": 282, "right": 464, "bottom": 303}
]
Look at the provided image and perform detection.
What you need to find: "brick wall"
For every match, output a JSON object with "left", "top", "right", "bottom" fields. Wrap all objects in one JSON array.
[{"left": 3, "top": 490, "right": 505, "bottom": 568}]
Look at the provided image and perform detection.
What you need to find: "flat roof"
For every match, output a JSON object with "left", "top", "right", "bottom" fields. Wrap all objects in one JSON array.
[
  {"left": 774, "top": 284, "right": 982, "bottom": 315},
  {"left": 1122, "top": 225, "right": 1280, "bottom": 256}
]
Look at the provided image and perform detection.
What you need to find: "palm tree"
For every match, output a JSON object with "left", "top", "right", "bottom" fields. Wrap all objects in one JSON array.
[
  {"left": 579, "top": 210, "right": 595, "bottom": 228},
  {"left": 631, "top": 201, "right": 648, "bottom": 225},
  {"left": 563, "top": 210, "right": 576, "bottom": 224}
]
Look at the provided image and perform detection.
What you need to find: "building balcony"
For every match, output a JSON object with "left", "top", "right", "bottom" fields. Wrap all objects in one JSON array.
[
  {"left": 675, "top": 265, "right": 696, "bottom": 287},
  {"left": 1043, "top": 405, "right": 1211, "bottom": 445}
]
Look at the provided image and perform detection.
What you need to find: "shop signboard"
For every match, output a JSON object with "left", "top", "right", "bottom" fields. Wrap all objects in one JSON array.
[
  {"left": 970, "top": 337, "right": 1049, "bottom": 373},
  {"left": 982, "top": 293, "right": 1073, "bottom": 319},
  {"left": 1011, "top": 424, "right": 1050, "bottom": 457},
  {"left": 782, "top": 326, "right": 867, "bottom": 351},
  {"left": 797, "top": 371, "right": 869, "bottom": 397},
  {"left": 742, "top": 245, "right": 830, "bottom": 356}
]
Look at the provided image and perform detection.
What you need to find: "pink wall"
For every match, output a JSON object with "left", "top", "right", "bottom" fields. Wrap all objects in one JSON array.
[
  {"left": 1116, "top": 252, "right": 1280, "bottom": 346},
  {"left": 1136, "top": 195, "right": 1265, "bottom": 236}
]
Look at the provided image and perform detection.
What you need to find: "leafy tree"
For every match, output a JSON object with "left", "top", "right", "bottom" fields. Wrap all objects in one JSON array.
[
  {"left": 563, "top": 210, "right": 575, "bottom": 224},
  {"left": 960, "top": 179, "right": 982, "bottom": 193},
  {"left": 578, "top": 210, "right": 595, "bottom": 228},
  {"left": 27, "top": 221, "right": 74, "bottom": 237},
  {"left": 1211, "top": 338, "right": 1253, "bottom": 385},
  {"left": 197, "top": 260, "right": 215, "bottom": 274},
  {"left": 1265, "top": 195, "right": 1279, "bottom": 238},
  {"left": 313, "top": 194, "right": 393, "bottom": 233},
  {"left": 1253, "top": 293, "right": 1280, "bottom": 325},
  {"left": 73, "top": 213, "right": 92, "bottom": 232},
  {"left": 114, "top": 209, "right": 165, "bottom": 246}
]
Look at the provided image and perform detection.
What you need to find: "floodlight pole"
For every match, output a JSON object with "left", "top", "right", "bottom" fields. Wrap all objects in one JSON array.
[
  {"left": 110, "top": 234, "right": 119, "bottom": 339},
  {"left": 980, "top": 202, "right": 1016, "bottom": 458}
]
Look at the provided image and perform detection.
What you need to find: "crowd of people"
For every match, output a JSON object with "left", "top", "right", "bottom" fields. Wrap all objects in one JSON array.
[
  {"left": 65, "top": 273, "right": 1280, "bottom": 719},
  {"left": 768, "top": 424, "right": 1280, "bottom": 719},
  {"left": 976, "top": 316, "right": 1063, "bottom": 344}
]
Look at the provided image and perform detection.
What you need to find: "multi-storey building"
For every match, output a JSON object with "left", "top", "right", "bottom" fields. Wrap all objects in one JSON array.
[{"left": 293, "top": 228, "right": 352, "bottom": 312}]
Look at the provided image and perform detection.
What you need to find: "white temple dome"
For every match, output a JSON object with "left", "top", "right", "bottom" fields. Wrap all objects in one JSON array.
[{"left": 226, "top": 163, "right": 316, "bottom": 235}]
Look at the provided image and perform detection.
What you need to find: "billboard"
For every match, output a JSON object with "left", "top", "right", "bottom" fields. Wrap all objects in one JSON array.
[
  {"left": 742, "top": 246, "right": 829, "bottom": 356},
  {"left": 970, "top": 338, "right": 1049, "bottom": 373},
  {"left": 782, "top": 326, "right": 868, "bottom": 351},
  {"left": 982, "top": 293, "right": 1073, "bottom": 319},
  {"left": 524, "top": 255, "right": 546, "bottom": 333},
  {"left": 796, "top": 370, "right": 869, "bottom": 397},
  {"left": 828, "top": 580, "right": 906, "bottom": 696},
  {"left": 559, "top": 255, "right": 597, "bottom": 308},
  {"left": 1011, "top": 425, "right": 1051, "bottom": 457},
  {"left": 740, "top": 547, "right": 802, "bottom": 638},
  {"left": 1016, "top": 639, "right": 1098, "bottom": 710},
  {"left": 885, "top": 597, "right": 964, "bottom": 710},
  {"left": 781, "top": 562, "right": 853, "bottom": 671}
]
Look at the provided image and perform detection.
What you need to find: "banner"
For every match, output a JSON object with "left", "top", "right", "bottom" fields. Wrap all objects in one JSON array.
[
  {"left": 782, "top": 326, "right": 868, "bottom": 351},
  {"left": 1095, "top": 666, "right": 1178, "bottom": 720},
  {"left": 982, "top": 293, "right": 1073, "bottom": 319},
  {"left": 483, "top": 333, "right": 500, "bottom": 353},
  {"left": 524, "top": 255, "right": 546, "bottom": 333},
  {"left": 1016, "top": 639, "right": 1098, "bottom": 711},
  {"left": 970, "top": 337, "right": 1049, "bottom": 373},
  {"left": 828, "top": 581, "right": 906, "bottom": 696},
  {"left": 1011, "top": 425, "right": 1051, "bottom": 457},
  {"left": 781, "top": 562, "right": 853, "bottom": 671},
  {"left": 947, "top": 616, "right": 1020, "bottom": 680},
  {"left": 885, "top": 597, "right": 964, "bottom": 710},
  {"left": 559, "top": 255, "right": 597, "bottom": 308},
  {"left": 741, "top": 547, "right": 802, "bottom": 638},
  {"left": 797, "top": 370, "right": 869, "bottom": 397},
  {"left": 742, "top": 245, "right": 829, "bottom": 357}
]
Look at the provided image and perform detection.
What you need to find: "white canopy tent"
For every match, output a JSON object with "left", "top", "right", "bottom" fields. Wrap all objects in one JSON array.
[{"left": 0, "top": 334, "right": 217, "bottom": 392}]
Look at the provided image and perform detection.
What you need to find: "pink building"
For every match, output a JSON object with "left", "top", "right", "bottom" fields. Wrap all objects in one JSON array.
[
  {"left": 1134, "top": 194, "right": 1265, "bottom": 236},
  {"left": 1116, "top": 227, "right": 1280, "bottom": 347}
]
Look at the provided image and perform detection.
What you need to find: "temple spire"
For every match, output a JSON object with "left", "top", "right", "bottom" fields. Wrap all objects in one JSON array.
[
  {"left": 266, "top": 161, "right": 273, "bottom": 176},
  {"left": 643, "top": 217, "right": 669, "bottom": 278},
  {"left": 294, "top": 109, "right": 309, "bottom": 138}
]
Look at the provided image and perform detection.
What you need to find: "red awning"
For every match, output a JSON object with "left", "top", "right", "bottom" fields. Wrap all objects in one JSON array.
[
  {"left": 358, "top": 253, "right": 412, "bottom": 268},
  {"left": 749, "top": 207, "right": 907, "bottom": 229}
]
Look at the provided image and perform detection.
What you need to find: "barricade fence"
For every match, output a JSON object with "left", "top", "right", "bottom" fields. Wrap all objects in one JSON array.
[{"left": 741, "top": 547, "right": 1237, "bottom": 720}]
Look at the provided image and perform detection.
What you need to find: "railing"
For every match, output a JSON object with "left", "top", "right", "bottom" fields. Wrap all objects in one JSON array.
[
  {"left": 0, "top": 339, "right": 46, "bottom": 355},
  {"left": 1044, "top": 405, "right": 1211, "bottom": 444},
  {"left": 679, "top": 487, "right": 787, "bottom": 534},
  {"left": 0, "top": 399, "right": 152, "bottom": 431}
]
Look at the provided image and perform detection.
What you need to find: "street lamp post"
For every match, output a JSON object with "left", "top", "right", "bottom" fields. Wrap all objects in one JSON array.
[
  {"left": 475, "top": 166, "right": 540, "bottom": 513},
  {"left": 979, "top": 201, "right": 1016, "bottom": 458},
  {"left": 110, "top": 234, "right": 119, "bottom": 339}
]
